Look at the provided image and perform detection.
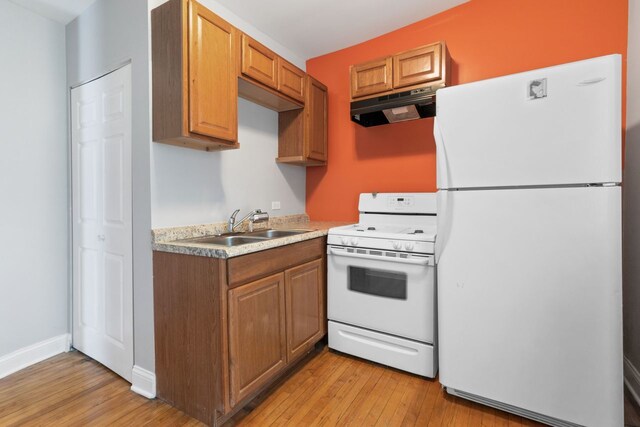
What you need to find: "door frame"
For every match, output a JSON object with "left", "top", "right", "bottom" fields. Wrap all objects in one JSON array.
[{"left": 68, "top": 60, "right": 134, "bottom": 380}]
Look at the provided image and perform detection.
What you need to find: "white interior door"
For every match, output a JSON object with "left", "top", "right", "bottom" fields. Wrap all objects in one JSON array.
[{"left": 71, "top": 65, "right": 133, "bottom": 382}]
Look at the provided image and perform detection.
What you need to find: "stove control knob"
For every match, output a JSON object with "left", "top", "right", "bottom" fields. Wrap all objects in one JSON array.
[
  {"left": 350, "top": 238, "right": 359, "bottom": 246},
  {"left": 341, "top": 237, "right": 348, "bottom": 245},
  {"left": 393, "top": 241, "right": 402, "bottom": 250},
  {"left": 404, "top": 242, "right": 414, "bottom": 251}
]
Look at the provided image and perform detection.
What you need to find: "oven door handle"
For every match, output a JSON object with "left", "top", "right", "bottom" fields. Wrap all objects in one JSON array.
[{"left": 328, "top": 247, "right": 433, "bottom": 266}]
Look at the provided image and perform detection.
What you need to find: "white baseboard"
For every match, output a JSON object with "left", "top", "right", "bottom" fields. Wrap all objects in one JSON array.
[
  {"left": 0, "top": 333, "right": 71, "bottom": 380},
  {"left": 131, "top": 365, "right": 156, "bottom": 399},
  {"left": 624, "top": 356, "right": 640, "bottom": 407}
]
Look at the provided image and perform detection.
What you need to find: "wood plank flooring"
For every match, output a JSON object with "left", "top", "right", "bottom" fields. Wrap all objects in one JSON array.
[
  {"left": 0, "top": 348, "right": 638, "bottom": 426},
  {"left": 0, "top": 351, "right": 205, "bottom": 427},
  {"left": 227, "top": 348, "right": 547, "bottom": 426},
  {"left": 228, "top": 349, "right": 640, "bottom": 427}
]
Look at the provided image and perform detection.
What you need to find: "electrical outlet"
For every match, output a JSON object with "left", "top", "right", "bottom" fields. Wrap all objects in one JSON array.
[{"left": 271, "top": 201, "right": 281, "bottom": 210}]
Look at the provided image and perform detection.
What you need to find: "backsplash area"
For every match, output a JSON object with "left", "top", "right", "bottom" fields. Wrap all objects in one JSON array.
[{"left": 151, "top": 98, "right": 306, "bottom": 228}]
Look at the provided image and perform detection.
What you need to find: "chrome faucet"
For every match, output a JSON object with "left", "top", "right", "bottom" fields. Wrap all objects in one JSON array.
[{"left": 227, "top": 209, "right": 269, "bottom": 233}]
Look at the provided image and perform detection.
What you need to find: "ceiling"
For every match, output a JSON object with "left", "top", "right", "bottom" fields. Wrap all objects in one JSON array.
[
  {"left": 9, "top": 0, "right": 468, "bottom": 58},
  {"left": 9, "top": 0, "right": 97, "bottom": 24},
  {"left": 215, "top": 0, "right": 469, "bottom": 60}
]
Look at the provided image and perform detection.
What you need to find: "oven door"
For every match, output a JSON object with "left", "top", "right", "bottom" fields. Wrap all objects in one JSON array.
[{"left": 327, "top": 245, "right": 435, "bottom": 343}]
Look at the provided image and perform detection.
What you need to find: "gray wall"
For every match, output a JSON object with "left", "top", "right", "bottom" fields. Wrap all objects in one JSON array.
[
  {"left": 0, "top": 0, "right": 68, "bottom": 356},
  {"left": 66, "top": 0, "right": 154, "bottom": 371},
  {"left": 151, "top": 98, "right": 306, "bottom": 227},
  {"left": 624, "top": 0, "right": 640, "bottom": 377}
]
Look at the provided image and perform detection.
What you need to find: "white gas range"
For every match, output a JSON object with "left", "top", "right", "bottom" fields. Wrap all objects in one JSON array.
[{"left": 327, "top": 192, "right": 438, "bottom": 377}]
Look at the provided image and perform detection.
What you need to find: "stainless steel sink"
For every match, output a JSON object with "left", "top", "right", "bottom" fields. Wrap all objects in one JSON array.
[
  {"left": 184, "top": 235, "right": 266, "bottom": 247},
  {"left": 246, "top": 229, "right": 313, "bottom": 238},
  {"left": 176, "top": 229, "right": 313, "bottom": 247}
]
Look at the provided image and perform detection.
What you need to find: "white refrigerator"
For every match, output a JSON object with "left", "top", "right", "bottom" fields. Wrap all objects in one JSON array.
[{"left": 434, "top": 55, "right": 623, "bottom": 427}]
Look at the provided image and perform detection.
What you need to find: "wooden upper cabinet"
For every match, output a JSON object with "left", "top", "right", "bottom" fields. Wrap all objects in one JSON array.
[
  {"left": 228, "top": 273, "right": 287, "bottom": 407},
  {"left": 277, "top": 75, "right": 328, "bottom": 166},
  {"left": 350, "top": 57, "right": 393, "bottom": 99},
  {"left": 349, "top": 41, "right": 449, "bottom": 101},
  {"left": 393, "top": 43, "right": 442, "bottom": 89},
  {"left": 241, "top": 34, "right": 279, "bottom": 90},
  {"left": 278, "top": 59, "right": 305, "bottom": 103},
  {"left": 151, "top": 0, "right": 238, "bottom": 151},
  {"left": 285, "top": 259, "right": 325, "bottom": 361},
  {"left": 238, "top": 38, "right": 304, "bottom": 111},
  {"left": 152, "top": 0, "right": 329, "bottom": 157},
  {"left": 305, "top": 76, "right": 328, "bottom": 163},
  {"left": 188, "top": 1, "right": 238, "bottom": 142}
]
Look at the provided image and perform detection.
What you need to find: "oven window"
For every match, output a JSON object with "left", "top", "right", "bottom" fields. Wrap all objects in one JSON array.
[{"left": 348, "top": 266, "right": 407, "bottom": 300}]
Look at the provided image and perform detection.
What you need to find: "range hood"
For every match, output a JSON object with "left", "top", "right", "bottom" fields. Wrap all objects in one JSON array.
[{"left": 350, "top": 86, "right": 438, "bottom": 127}]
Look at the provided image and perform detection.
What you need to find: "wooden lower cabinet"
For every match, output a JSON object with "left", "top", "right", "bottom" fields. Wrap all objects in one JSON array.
[
  {"left": 153, "top": 237, "right": 327, "bottom": 426},
  {"left": 228, "top": 273, "right": 287, "bottom": 407},
  {"left": 285, "top": 259, "right": 325, "bottom": 361}
]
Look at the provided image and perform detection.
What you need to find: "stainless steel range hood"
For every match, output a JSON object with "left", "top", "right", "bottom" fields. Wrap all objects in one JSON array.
[{"left": 350, "top": 86, "right": 438, "bottom": 127}]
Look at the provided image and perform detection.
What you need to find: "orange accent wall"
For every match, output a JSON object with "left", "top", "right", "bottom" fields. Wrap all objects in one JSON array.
[{"left": 305, "top": 0, "right": 628, "bottom": 221}]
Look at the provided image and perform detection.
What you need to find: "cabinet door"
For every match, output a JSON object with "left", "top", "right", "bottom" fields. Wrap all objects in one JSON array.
[
  {"left": 285, "top": 259, "right": 325, "bottom": 361},
  {"left": 350, "top": 57, "right": 392, "bottom": 99},
  {"left": 305, "top": 76, "right": 328, "bottom": 162},
  {"left": 392, "top": 43, "right": 442, "bottom": 89},
  {"left": 188, "top": 1, "right": 237, "bottom": 142},
  {"left": 228, "top": 273, "right": 286, "bottom": 406},
  {"left": 278, "top": 59, "right": 305, "bottom": 103},
  {"left": 241, "top": 34, "right": 278, "bottom": 89}
]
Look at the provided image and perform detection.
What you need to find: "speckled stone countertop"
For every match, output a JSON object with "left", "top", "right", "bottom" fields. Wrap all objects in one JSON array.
[{"left": 152, "top": 214, "right": 350, "bottom": 259}]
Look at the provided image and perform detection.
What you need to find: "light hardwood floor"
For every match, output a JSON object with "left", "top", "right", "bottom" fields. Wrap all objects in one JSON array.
[
  {"left": 0, "top": 348, "right": 638, "bottom": 426},
  {"left": 229, "top": 349, "right": 534, "bottom": 426},
  {"left": 0, "top": 351, "right": 205, "bottom": 426}
]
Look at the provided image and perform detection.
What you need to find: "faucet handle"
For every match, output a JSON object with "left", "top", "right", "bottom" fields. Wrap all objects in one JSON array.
[{"left": 251, "top": 210, "right": 269, "bottom": 223}]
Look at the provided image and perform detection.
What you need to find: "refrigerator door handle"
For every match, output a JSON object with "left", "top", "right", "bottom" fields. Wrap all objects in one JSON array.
[
  {"left": 434, "top": 118, "right": 450, "bottom": 190},
  {"left": 435, "top": 190, "right": 452, "bottom": 264}
]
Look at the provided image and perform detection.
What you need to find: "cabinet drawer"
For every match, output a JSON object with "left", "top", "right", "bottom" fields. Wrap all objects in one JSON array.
[
  {"left": 392, "top": 43, "right": 442, "bottom": 89},
  {"left": 241, "top": 34, "right": 278, "bottom": 89},
  {"left": 350, "top": 57, "right": 392, "bottom": 99},
  {"left": 227, "top": 237, "right": 325, "bottom": 288},
  {"left": 278, "top": 59, "right": 305, "bottom": 103}
]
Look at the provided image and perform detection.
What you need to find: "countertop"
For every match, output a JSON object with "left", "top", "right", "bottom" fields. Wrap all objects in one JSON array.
[{"left": 152, "top": 214, "right": 350, "bottom": 259}]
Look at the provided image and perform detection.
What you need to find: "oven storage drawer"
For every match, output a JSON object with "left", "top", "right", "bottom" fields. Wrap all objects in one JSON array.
[{"left": 329, "top": 321, "right": 436, "bottom": 378}]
